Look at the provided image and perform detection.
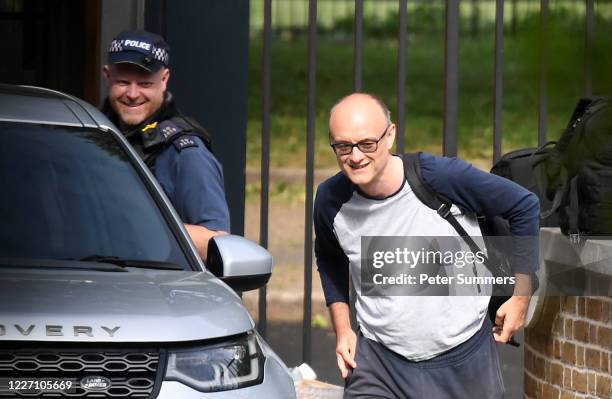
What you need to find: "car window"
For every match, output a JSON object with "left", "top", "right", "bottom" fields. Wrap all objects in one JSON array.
[{"left": 0, "top": 122, "right": 191, "bottom": 269}]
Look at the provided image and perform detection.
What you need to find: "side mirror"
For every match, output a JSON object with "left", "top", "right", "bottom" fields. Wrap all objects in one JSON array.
[{"left": 206, "top": 235, "right": 272, "bottom": 292}]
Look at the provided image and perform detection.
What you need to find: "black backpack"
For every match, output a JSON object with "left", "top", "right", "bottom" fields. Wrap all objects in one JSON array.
[
  {"left": 491, "top": 96, "right": 612, "bottom": 241},
  {"left": 547, "top": 96, "right": 612, "bottom": 240},
  {"left": 402, "top": 153, "right": 524, "bottom": 346},
  {"left": 490, "top": 143, "right": 559, "bottom": 228}
]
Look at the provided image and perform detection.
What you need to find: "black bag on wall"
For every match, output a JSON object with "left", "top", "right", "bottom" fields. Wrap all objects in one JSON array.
[
  {"left": 491, "top": 96, "right": 612, "bottom": 240},
  {"left": 490, "top": 143, "right": 558, "bottom": 228},
  {"left": 548, "top": 96, "right": 612, "bottom": 239}
]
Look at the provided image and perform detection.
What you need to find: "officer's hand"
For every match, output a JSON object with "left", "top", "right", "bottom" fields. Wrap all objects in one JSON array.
[
  {"left": 185, "top": 224, "right": 228, "bottom": 262},
  {"left": 335, "top": 327, "right": 357, "bottom": 379},
  {"left": 493, "top": 295, "right": 530, "bottom": 343}
]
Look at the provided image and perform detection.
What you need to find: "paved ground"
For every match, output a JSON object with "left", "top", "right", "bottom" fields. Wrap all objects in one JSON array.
[{"left": 266, "top": 321, "right": 343, "bottom": 386}]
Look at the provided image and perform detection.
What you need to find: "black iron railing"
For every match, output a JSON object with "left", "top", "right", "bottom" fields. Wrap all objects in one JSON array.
[{"left": 254, "top": 0, "right": 599, "bottom": 365}]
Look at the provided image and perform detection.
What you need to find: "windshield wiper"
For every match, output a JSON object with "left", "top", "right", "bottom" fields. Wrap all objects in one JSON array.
[
  {"left": 76, "top": 255, "right": 185, "bottom": 271},
  {"left": 0, "top": 257, "right": 126, "bottom": 272}
]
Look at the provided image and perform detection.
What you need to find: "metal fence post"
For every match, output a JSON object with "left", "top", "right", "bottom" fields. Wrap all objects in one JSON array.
[
  {"left": 443, "top": 0, "right": 460, "bottom": 157},
  {"left": 493, "top": 0, "right": 504, "bottom": 163},
  {"left": 538, "top": 0, "right": 549, "bottom": 146},
  {"left": 354, "top": 0, "right": 364, "bottom": 92},
  {"left": 585, "top": 0, "right": 594, "bottom": 96},
  {"left": 258, "top": 0, "right": 272, "bottom": 340},
  {"left": 303, "top": 0, "right": 317, "bottom": 366},
  {"left": 396, "top": 0, "right": 407, "bottom": 154}
]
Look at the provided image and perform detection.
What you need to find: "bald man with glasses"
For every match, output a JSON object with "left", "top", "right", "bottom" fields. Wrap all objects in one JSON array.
[{"left": 314, "top": 93, "right": 539, "bottom": 398}]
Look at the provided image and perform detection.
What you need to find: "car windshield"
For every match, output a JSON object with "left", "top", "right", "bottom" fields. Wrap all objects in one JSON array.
[{"left": 0, "top": 122, "right": 191, "bottom": 270}]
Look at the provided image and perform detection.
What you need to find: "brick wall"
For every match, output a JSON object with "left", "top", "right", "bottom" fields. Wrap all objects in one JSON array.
[{"left": 524, "top": 296, "right": 612, "bottom": 399}]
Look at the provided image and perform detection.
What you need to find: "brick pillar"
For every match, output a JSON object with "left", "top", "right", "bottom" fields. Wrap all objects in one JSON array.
[{"left": 524, "top": 295, "right": 612, "bottom": 398}]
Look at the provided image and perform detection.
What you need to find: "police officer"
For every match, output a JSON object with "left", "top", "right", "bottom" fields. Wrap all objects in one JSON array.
[{"left": 101, "top": 29, "right": 230, "bottom": 260}]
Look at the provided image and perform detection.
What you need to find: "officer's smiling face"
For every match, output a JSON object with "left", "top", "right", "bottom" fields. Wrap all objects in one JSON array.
[{"left": 104, "top": 63, "right": 169, "bottom": 128}]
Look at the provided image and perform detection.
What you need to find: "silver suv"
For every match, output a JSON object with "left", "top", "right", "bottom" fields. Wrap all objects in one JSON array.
[{"left": 0, "top": 84, "right": 296, "bottom": 398}]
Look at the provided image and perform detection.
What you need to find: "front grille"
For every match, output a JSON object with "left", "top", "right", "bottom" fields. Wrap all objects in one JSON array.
[{"left": 0, "top": 345, "right": 162, "bottom": 398}]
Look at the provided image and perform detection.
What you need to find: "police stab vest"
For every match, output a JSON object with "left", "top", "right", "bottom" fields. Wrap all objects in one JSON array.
[{"left": 138, "top": 115, "right": 213, "bottom": 167}]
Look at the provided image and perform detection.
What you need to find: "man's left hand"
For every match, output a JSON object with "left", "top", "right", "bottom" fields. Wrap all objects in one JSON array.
[
  {"left": 493, "top": 295, "right": 530, "bottom": 343},
  {"left": 493, "top": 274, "right": 532, "bottom": 343}
]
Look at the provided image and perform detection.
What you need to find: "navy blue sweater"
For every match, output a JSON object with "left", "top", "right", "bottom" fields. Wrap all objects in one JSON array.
[{"left": 314, "top": 153, "right": 540, "bottom": 305}]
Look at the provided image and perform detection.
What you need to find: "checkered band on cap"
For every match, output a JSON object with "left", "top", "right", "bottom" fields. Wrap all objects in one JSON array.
[
  {"left": 109, "top": 39, "right": 124, "bottom": 53},
  {"left": 108, "top": 39, "right": 169, "bottom": 65},
  {"left": 151, "top": 46, "right": 169, "bottom": 64}
]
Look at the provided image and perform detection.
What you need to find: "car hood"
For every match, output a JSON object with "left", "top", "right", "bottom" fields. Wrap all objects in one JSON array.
[{"left": 0, "top": 269, "right": 254, "bottom": 342}]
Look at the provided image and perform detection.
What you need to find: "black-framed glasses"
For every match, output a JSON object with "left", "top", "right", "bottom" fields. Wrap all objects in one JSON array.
[{"left": 330, "top": 124, "right": 390, "bottom": 156}]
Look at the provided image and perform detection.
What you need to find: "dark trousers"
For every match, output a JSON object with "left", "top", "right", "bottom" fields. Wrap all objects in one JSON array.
[{"left": 344, "top": 318, "right": 505, "bottom": 399}]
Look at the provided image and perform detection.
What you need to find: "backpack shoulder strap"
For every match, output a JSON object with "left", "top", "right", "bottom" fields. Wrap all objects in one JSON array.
[
  {"left": 402, "top": 152, "right": 446, "bottom": 212},
  {"left": 566, "top": 97, "right": 597, "bottom": 129},
  {"left": 401, "top": 153, "right": 483, "bottom": 255}
]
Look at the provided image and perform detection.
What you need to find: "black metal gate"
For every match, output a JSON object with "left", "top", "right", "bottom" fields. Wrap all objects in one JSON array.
[{"left": 254, "top": 0, "right": 599, "bottom": 367}]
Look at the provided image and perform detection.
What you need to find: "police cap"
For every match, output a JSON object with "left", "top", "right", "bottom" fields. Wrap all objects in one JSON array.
[{"left": 108, "top": 29, "right": 170, "bottom": 72}]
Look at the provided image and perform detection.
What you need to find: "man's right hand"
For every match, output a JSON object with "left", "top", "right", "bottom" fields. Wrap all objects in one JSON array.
[
  {"left": 329, "top": 302, "right": 357, "bottom": 379},
  {"left": 335, "top": 327, "right": 357, "bottom": 379}
]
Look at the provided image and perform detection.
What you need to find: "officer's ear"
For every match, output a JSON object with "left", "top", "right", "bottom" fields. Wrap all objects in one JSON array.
[
  {"left": 161, "top": 67, "right": 170, "bottom": 90},
  {"left": 103, "top": 65, "right": 111, "bottom": 84}
]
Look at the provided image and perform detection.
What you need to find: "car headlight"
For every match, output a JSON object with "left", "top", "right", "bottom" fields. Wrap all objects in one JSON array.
[{"left": 165, "top": 332, "right": 264, "bottom": 392}]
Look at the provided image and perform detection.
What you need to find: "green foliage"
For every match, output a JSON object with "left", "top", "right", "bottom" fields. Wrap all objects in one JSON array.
[
  {"left": 312, "top": 313, "right": 330, "bottom": 329},
  {"left": 247, "top": 5, "right": 612, "bottom": 168},
  {"left": 246, "top": 181, "right": 306, "bottom": 204},
  {"left": 320, "top": 3, "right": 448, "bottom": 38}
]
